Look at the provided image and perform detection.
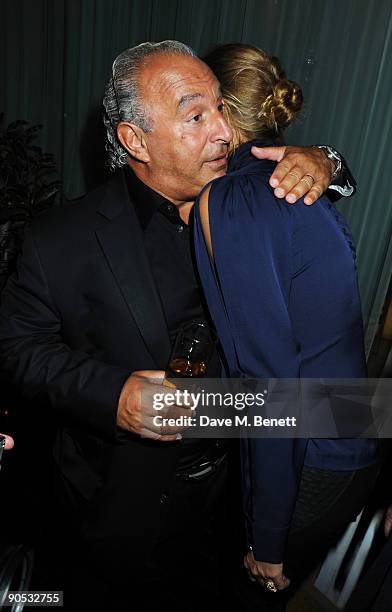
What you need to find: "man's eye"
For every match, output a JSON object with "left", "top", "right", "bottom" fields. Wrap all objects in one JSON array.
[{"left": 190, "top": 114, "right": 201, "bottom": 122}]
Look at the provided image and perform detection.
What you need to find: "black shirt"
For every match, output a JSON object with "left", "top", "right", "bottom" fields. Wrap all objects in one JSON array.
[{"left": 125, "top": 167, "right": 224, "bottom": 469}]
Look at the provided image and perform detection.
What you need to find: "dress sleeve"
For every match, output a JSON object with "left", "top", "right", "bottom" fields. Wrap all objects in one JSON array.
[
  {"left": 198, "top": 174, "right": 309, "bottom": 563},
  {"left": 207, "top": 174, "right": 298, "bottom": 379}
]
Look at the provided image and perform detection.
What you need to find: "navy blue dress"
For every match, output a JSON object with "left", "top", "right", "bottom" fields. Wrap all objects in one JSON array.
[{"left": 193, "top": 139, "right": 378, "bottom": 563}]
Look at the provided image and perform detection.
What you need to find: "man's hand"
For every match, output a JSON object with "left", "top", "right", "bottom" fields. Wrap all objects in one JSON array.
[
  {"left": 251, "top": 145, "right": 336, "bottom": 205},
  {"left": 0, "top": 434, "right": 14, "bottom": 450},
  {"left": 244, "top": 550, "right": 290, "bottom": 592},
  {"left": 117, "top": 370, "right": 191, "bottom": 442}
]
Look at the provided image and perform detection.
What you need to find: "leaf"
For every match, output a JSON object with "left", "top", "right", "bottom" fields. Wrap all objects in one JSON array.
[{"left": 0, "top": 115, "right": 61, "bottom": 274}]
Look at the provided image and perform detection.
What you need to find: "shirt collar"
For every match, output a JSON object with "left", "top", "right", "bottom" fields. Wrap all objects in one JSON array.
[
  {"left": 124, "top": 165, "right": 182, "bottom": 231},
  {"left": 228, "top": 136, "right": 279, "bottom": 172}
]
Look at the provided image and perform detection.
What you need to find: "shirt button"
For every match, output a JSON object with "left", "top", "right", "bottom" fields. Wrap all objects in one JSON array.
[
  {"left": 176, "top": 224, "right": 184, "bottom": 233},
  {"left": 166, "top": 204, "right": 174, "bottom": 213}
]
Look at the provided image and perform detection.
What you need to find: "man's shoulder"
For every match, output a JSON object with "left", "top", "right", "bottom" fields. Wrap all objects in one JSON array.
[{"left": 30, "top": 172, "right": 126, "bottom": 240}]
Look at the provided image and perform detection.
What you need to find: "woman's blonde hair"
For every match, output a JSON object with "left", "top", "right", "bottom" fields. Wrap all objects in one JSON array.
[{"left": 204, "top": 43, "right": 303, "bottom": 142}]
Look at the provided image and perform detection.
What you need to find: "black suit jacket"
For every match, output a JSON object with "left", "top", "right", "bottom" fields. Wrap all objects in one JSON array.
[{"left": 0, "top": 170, "right": 182, "bottom": 566}]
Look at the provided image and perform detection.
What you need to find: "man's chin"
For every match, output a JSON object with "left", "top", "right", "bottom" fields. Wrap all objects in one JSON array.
[
  {"left": 203, "top": 162, "right": 228, "bottom": 184},
  {"left": 204, "top": 158, "right": 228, "bottom": 174},
  {"left": 215, "top": 167, "right": 227, "bottom": 177},
  {"left": 190, "top": 161, "right": 228, "bottom": 197}
]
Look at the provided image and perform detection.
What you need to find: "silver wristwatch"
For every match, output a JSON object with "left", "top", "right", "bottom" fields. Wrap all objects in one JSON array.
[{"left": 314, "top": 145, "right": 342, "bottom": 180}]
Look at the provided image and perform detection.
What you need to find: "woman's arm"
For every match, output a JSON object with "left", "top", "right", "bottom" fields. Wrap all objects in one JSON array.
[
  {"left": 195, "top": 176, "right": 308, "bottom": 582},
  {"left": 198, "top": 185, "right": 214, "bottom": 259}
]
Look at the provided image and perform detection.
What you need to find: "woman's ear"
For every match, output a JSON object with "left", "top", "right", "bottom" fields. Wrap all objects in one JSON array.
[{"left": 117, "top": 122, "right": 151, "bottom": 163}]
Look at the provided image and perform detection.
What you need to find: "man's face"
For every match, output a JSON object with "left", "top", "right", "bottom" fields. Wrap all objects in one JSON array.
[{"left": 136, "top": 53, "right": 233, "bottom": 204}]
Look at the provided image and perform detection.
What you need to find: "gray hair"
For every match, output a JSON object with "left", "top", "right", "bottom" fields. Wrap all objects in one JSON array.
[{"left": 103, "top": 40, "right": 197, "bottom": 171}]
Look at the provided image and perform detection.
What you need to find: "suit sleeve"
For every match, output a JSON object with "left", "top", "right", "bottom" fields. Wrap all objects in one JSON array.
[
  {"left": 206, "top": 176, "right": 308, "bottom": 563},
  {"left": 328, "top": 152, "right": 357, "bottom": 201},
  {"left": 0, "top": 231, "right": 130, "bottom": 439}
]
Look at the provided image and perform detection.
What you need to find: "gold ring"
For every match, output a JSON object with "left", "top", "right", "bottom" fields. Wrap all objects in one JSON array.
[
  {"left": 304, "top": 173, "right": 315, "bottom": 183},
  {"left": 300, "top": 176, "right": 313, "bottom": 190},
  {"left": 163, "top": 378, "right": 177, "bottom": 389},
  {"left": 264, "top": 578, "right": 278, "bottom": 593},
  {"left": 288, "top": 171, "right": 300, "bottom": 181}
]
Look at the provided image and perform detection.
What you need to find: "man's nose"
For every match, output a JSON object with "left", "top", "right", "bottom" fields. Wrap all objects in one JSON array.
[{"left": 212, "top": 113, "right": 233, "bottom": 144}]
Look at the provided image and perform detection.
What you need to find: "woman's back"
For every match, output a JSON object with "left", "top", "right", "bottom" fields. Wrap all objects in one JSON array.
[
  {"left": 195, "top": 139, "right": 366, "bottom": 379},
  {"left": 194, "top": 138, "right": 377, "bottom": 479},
  {"left": 199, "top": 42, "right": 379, "bottom": 596}
]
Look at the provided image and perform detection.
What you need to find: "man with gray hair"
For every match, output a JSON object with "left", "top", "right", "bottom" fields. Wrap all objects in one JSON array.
[{"left": 0, "top": 40, "right": 353, "bottom": 610}]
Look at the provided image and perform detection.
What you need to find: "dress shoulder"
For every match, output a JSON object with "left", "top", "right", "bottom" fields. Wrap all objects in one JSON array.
[{"left": 206, "top": 169, "right": 291, "bottom": 235}]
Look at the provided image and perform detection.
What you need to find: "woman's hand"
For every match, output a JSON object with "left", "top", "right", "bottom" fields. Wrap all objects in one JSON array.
[
  {"left": 244, "top": 550, "right": 290, "bottom": 591},
  {"left": 251, "top": 145, "right": 336, "bottom": 205},
  {"left": 0, "top": 434, "right": 14, "bottom": 450}
]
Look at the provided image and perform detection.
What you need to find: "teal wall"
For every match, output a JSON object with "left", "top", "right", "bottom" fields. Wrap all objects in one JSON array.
[{"left": 1, "top": 0, "right": 391, "bottom": 350}]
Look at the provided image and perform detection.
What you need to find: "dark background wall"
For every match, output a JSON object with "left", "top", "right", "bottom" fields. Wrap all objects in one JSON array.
[{"left": 1, "top": 0, "right": 391, "bottom": 352}]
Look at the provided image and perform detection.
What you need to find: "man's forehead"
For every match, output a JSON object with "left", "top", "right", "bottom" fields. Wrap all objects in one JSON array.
[{"left": 140, "top": 53, "right": 220, "bottom": 101}]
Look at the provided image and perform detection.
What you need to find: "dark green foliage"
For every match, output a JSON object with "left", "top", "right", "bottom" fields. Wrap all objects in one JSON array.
[{"left": 0, "top": 113, "right": 61, "bottom": 289}]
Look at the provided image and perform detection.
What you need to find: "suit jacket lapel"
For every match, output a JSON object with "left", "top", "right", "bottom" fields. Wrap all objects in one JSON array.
[{"left": 95, "top": 172, "right": 171, "bottom": 368}]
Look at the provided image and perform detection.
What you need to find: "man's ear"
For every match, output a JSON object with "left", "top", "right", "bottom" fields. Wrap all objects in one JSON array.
[{"left": 117, "top": 122, "right": 150, "bottom": 163}]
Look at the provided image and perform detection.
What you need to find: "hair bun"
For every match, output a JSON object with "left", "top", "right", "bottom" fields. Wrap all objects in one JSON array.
[
  {"left": 270, "top": 79, "right": 303, "bottom": 129},
  {"left": 204, "top": 43, "right": 303, "bottom": 138}
]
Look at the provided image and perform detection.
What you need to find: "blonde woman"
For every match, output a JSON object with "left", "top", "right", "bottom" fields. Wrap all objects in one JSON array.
[{"left": 195, "top": 43, "right": 379, "bottom": 611}]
